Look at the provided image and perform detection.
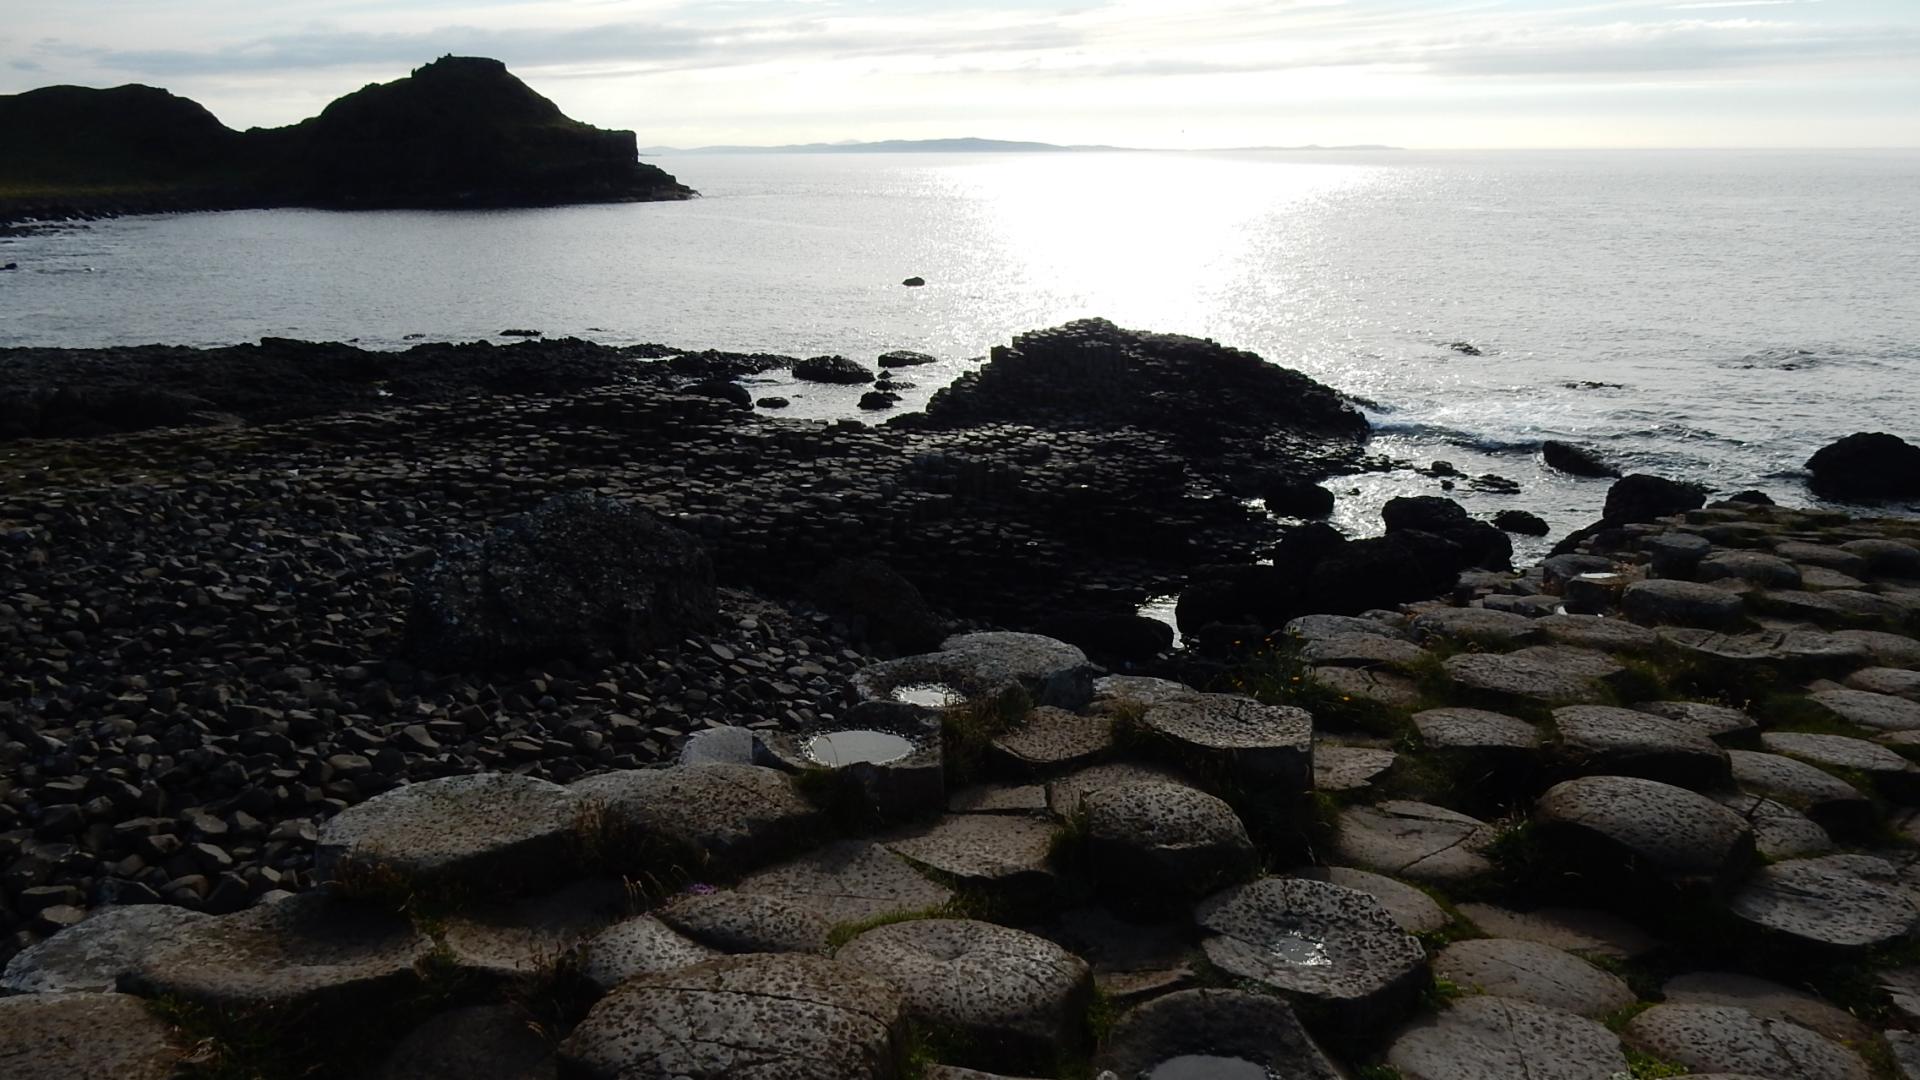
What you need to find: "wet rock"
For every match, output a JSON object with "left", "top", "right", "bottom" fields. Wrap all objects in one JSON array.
[
  {"left": 1263, "top": 480, "right": 1336, "bottom": 519},
  {"left": 1, "top": 904, "right": 211, "bottom": 993},
  {"left": 1388, "top": 995, "right": 1628, "bottom": 1080},
  {"left": 739, "top": 840, "right": 954, "bottom": 926},
  {"left": 1806, "top": 432, "right": 1920, "bottom": 501},
  {"left": 409, "top": 493, "right": 717, "bottom": 668},
  {"left": 1195, "top": 876, "right": 1427, "bottom": 1039},
  {"left": 1542, "top": 441, "right": 1621, "bottom": 479},
  {"left": 1138, "top": 694, "right": 1312, "bottom": 790},
  {"left": 1494, "top": 509, "right": 1551, "bottom": 536},
  {"left": 569, "top": 763, "right": 824, "bottom": 879},
  {"left": 763, "top": 716, "right": 945, "bottom": 820},
  {"left": 1333, "top": 801, "right": 1496, "bottom": 884},
  {"left": 1095, "top": 988, "right": 1342, "bottom": 1080},
  {"left": 123, "top": 891, "right": 431, "bottom": 1009},
  {"left": 1624, "top": 1003, "right": 1870, "bottom": 1080},
  {"left": 375, "top": 1004, "right": 558, "bottom": 1080},
  {"left": 793, "top": 354, "right": 875, "bottom": 384},
  {"left": 1549, "top": 706, "right": 1732, "bottom": 789},
  {"left": 1433, "top": 938, "right": 1634, "bottom": 1018},
  {"left": 657, "top": 890, "right": 832, "bottom": 954},
  {"left": 314, "top": 773, "right": 581, "bottom": 892},
  {"left": 1083, "top": 781, "right": 1256, "bottom": 899},
  {"left": 1620, "top": 579, "right": 1746, "bottom": 628},
  {"left": 559, "top": 954, "right": 907, "bottom": 1080},
  {"left": 879, "top": 350, "right": 936, "bottom": 368},
  {"left": 0, "top": 992, "right": 183, "bottom": 1080},
  {"left": 1604, "top": 474, "right": 1707, "bottom": 523},
  {"left": 1662, "top": 971, "right": 1872, "bottom": 1045},
  {"left": 579, "top": 914, "right": 717, "bottom": 991},
  {"left": 1443, "top": 646, "right": 1625, "bottom": 707},
  {"left": 1729, "top": 854, "right": 1920, "bottom": 954},
  {"left": 1535, "top": 775, "right": 1753, "bottom": 889},
  {"left": 836, "top": 918, "right": 1091, "bottom": 1069}
]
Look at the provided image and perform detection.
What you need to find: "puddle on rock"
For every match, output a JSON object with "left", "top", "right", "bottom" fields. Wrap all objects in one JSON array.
[
  {"left": 1267, "top": 930, "right": 1331, "bottom": 967},
  {"left": 892, "top": 682, "right": 961, "bottom": 708},
  {"left": 1147, "top": 1055, "right": 1274, "bottom": 1080},
  {"left": 804, "top": 729, "right": 916, "bottom": 767}
]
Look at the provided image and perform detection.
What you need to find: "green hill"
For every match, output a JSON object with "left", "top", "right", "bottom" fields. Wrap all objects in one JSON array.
[{"left": 0, "top": 56, "right": 693, "bottom": 220}]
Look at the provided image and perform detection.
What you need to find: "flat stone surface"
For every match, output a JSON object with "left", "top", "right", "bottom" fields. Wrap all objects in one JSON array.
[
  {"left": 738, "top": 840, "right": 953, "bottom": 927},
  {"left": 1729, "top": 853, "right": 1920, "bottom": 953},
  {"left": 579, "top": 915, "right": 718, "bottom": 991},
  {"left": 1550, "top": 706, "right": 1732, "bottom": 788},
  {"left": 1333, "top": 801, "right": 1496, "bottom": 883},
  {"left": 1454, "top": 904, "right": 1658, "bottom": 958},
  {"left": 883, "top": 813, "right": 1059, "bottom": 893},
  {"left": 1314, "top": 743, "right": 1398, "bottom": 792},
  {"left": 1444, "top": 646, "right": 1624, "bottom": 705},
  {"left": 990, "top": 707, "right": 1113, "bottom": 773},
  {"left": 1092, "top": 675, "right": 1205, "bottom": 709},
  {"left": 1046, "top": 761, "right": 1188, "bottom": 819},
  {"left": 1409, "top": 607, "right": 1544, "bottom": 647},
  {"left": 1536, "top": 775, "right": 1753, "bottom": 882},
  {"left": 1031, "top": 907, "right": 1196, "bottom": 1006},
  {"left": 0, "top": 992, "right": 182, "bottom": 1080},
  {"left": 1847, "top": 667, "right": 1920, "bottom": 702},
  {"left": 570, "top": 763, "right": 825, "bottom": 878},
  {"left": 836, "top": 918, "right": 1091, "bottom": 1064},
  {"left": 1387, "top": 995, "right": 1627, "bottom": 1080},
  {"left": 1728, "top": 749, "right": 1872, "bottom": 832},
  {"left": 1663, "top": 628, "right": 1871, "bottom": 673},
  {"left": 1833, "top": 629, "right": 1920, "bottom": 667},
  {"left": 124, "top": 891, "right": 431, "bottom": 1009},
  {"left": 1810, "top": 687, "right": 1920, "bottom": 732},
  {"left": 1310, "top": 666, "right": 1422, "bottom": 710},
  {"left": 658, "top": 890, "right": 833, "bottom": 954},
  {"left": 1713, "top": 793, "right": 1836, "bottom": 860},
  {"left": 443, "top": 880, "right": 629, "bottom": 979},
  {"left": 1633, "top": 700, "right": 1759, "bottom": 739},
  {"left": 1624, "top": 1003, "right": 1870, "bottom": 1080},
  {"left": 1, "top": 904, "right": 212, "bottom": 993},
  {"left": 1195, "top": 876, "right": 1427, "bottom": 1035},
  {"left": 1775, "top": 541, "right": 1871, "bottom": 576},
  {"left": 315, "top": 772, "right": 581, "bottom": 890},
  {"left": 1096, "top": 988, "right": 1342, "bottom": 1080},
  {"left": 1301, "top": 632, "right": 1430, "bottom": 668},
  {"left": 1621, "top": 578, "right": 1746, "bottom": 628},
  {"left": 1531, "top": 613, "right": 1661, "bottom": 652},
  {"left": 1083, "top": 781, "right": 1256, "bottom": 899},
  {"left": 1840, "top": 538, "right": 1920, "bottom": 577},
  {"left": 1766, "top": 589, "right": 1908, "bottom": 624},
  {"left": 1433, "top": 938, "right": 1634, "bottom": 1017},
  {"left": 559, "top": 954, "right": 906, "bottom": 1080},
  {"left": 1140, "top": 694, "right": 1313, "bottom": 788},
  {"left": 1700, "top": 550, "right": 1803, "bottom": 588},
  {"left": 376, "top": 1004, "right": 557, "bottom": 1080},
  {"left": 948, "top": 784, "right": 1050, "bottom": 815},
  {"left": 1291, "top": 866, "right": 1450, "bottom": 936},
  {"left": 1284, "top": 614, "right": 1410, "bottom": 642},
  {"left": 1763, "top": 730, "right": 1917, "bottom": 776},
  {"left": 1414, "top": 707, "right": 1541, "bottom": 752},
  {"left": 1662, "top": 971, "right": 1872, "bottom": 1044}
]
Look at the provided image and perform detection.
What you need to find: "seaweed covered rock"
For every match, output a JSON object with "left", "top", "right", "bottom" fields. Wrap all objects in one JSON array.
[{"left": 409, "top": 492, "right": 716, "bottom": 668}]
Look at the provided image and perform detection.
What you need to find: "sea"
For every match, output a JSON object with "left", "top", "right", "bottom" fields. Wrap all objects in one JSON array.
[{"left": 3, "top": 149, "right": 1917, "bottom": 559}]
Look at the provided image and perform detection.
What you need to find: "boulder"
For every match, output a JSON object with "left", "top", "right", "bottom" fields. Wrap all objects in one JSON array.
[
  {"left": 1432, "top": 938, "right": 1634, "bottom": 1018},
  {"left": 1262, "top": 479, "right": 1335, "bottom": 518},
  {"left": 1624, "top": 1003, "right": 1870, "bottom": 1080},
  {"left": 0, "top": 992, "right": 183, "bottom": 1080},
  {"left": 1494, "top": 509, "right": 1551, "bottom": 536},
  {"left": 1195, "top": 876, "right": 1427, "bottom": 1040},
  {"left": 1806, "top": 432, "right": 1920, "bottom": 500},
  {"left": 314, "top": 772, "right": 581, "bottom": 892},
  {"left": 1542, "top": 440, "right": 1621, "bottom": 479},
  {"left": 1603, "top": 474, "right": 1708, "bottom": 523},
  {"left": 1, "top": 904, "right": 211, "bottom": 993},
  {"left": 409, "top": 493, "right": 716, "bottom": 668},
  {"left": 793, "top": 354, "right": 875, "bottom": 384},
  {"left": 1762, "top": 731, "right": 1920, "bottom": 799},
  {"left": 559, "top": 954, "right": 907, "bottom": 1080},
  {"left": 688, "top": 378, "right": 751, "bottom": 408},
  {"left": 1302, "top": 531, "right": 1468, "bottom": 615},
  {"left": 569, "top": 763, "right": 825, "bottom": 879},
  {"left": 1082, "top": 781, "right": 1257, "bottom": 899},
  {"left": 809, "top": 558, "right": 945, "bottom": 652},
  {"left": 835, "top": 919, "right": 1091, "bottom": 1069},
  {"left": 1388, "top": 996, "right": 1628, "bottom": 1080},
  {"left": 1095, "top": 988, "right": 1343, "bottom": 1080},
  {"left": 878, "top": 349, "right": 936, "bottom": 367},
  {"left": 1531, "top": 613, "right": 1661, "bottom": 653},
  {"left": 1809, "top": 686, "right": 1920, "bottom": 732},
  {"left": 859, "top": 390, "right": 901, "bottom": 410}
]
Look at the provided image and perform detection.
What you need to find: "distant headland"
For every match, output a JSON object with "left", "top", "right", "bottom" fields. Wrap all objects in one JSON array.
[
  {"left": 640, "top": 137, "right": 1401, "bottom": 154},
  {"left": 0, "top": 56, "right": 695, "bottom": 224}
]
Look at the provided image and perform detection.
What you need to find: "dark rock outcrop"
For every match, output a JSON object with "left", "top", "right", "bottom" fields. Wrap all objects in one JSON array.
[
  {"left": 1603, "top": 474, "right": 1708, "bottom": 524},
  {"left": 1807, "top": 432, "right": 1920, "bottom": 501},
  {"left": 1543, "top": 441, "right": 1621, "bottom": 479},
  {"left": 808, "top": 559, "right": 945, "bottom": 653},
  {"left": 1495, "top": 510, "right": 1551, "bottom": 536},
  {"left": 793, "top": 355, "right": 874, "bottom": 385},
  {"left": 409, "top": 493, "right": 717, "bottom": 668}
]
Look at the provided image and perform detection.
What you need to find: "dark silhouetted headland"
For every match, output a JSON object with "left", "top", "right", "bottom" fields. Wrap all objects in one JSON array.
[{"left": 0, "top": 56, "right": 695, "bottom": 223}]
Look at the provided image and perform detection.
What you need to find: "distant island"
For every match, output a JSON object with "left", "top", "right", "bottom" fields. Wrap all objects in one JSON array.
[
  {"left": 0, "top": 56, "right": 694, "bottom": 223},
  {"left": 640, "top": 137, "right": 1400, "bottom": 155}
]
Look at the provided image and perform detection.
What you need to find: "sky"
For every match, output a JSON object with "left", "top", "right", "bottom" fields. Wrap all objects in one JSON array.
[{"left": 3, "top": 0, "right": 1918, "bottom": 148}]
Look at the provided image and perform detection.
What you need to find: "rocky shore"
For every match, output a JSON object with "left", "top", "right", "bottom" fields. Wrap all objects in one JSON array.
[{"left": 3, "top": 320, "right": 1920, "bottom": 1079}]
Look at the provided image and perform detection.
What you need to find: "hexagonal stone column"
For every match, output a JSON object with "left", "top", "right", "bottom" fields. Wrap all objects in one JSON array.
[
  {"left": 1139, "top": 694, "right": 1312, "bottom": 791},
  {"left": 1332, "top": 801, "right": 1496, "bottom": 884},
  {"left": 560, "top": 954, "right": 907, "bottom": 1080},
  {"left": 315, "top": 773, "right": 582, "bottom": 894},
  {"left": 570, "top": 763, "right": 825, "bottom": 879},
  {"left": 1548, "top": 706, "right": 1731, "bottom": 790},
  {"left": 1624, "top": 1003, "right": 1871, "bottom": 1080},
  {"left": 836, "top": 919, "right": 1091, "bottom": 1072},
  {"left": 1535, "top": 775, "right": 1754, "bottom": 894},
  {"left": 1081, "top": 781, "right": 1256, "bottom": 900},
  {"left": 1729, "top": 854, "right": 1920, "bottom": 956},
  {"left": 1095, "top": 988, "right": 1343, "bottom": 1080},
  {"left": 1194, "top": 876, "right": 1427, "bottom": 1042},
  {"left": 1387, "top": 996, "right": 1628, "bottom": 1080},
  {"left": 1432, "top": 938, "right": 1634, "bottom": 1018},
  {"left": 0, "top": 992, "right": 183, "bottom": 1080}
]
